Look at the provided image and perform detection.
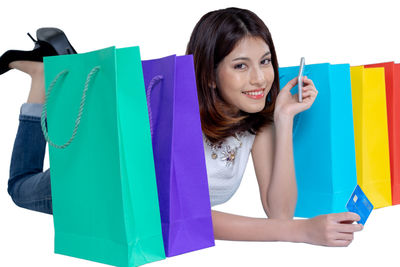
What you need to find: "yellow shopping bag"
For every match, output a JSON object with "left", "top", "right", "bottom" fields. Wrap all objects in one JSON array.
[{"left": 350, "top": 66, "right": 392, "bottom": 208}]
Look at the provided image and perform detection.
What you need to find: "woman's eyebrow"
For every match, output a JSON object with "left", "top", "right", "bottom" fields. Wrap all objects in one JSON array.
[
  {"left": 232, "top": 51, "right": 271, "bottom": 61},
  {"left": 261, "top": 51, "right": 271, "bottom": 58}
]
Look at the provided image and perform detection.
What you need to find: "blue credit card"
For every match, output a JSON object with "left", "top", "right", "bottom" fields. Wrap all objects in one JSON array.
[{"left": 346, "top": 185, "right": 373, "bottom": 225}]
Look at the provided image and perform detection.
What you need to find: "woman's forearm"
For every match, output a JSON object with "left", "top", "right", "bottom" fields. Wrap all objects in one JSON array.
[
  {"left": 267, "top": 115, "right": 297, "bottom": 219},
  {"left": 212, "top": 210, "right": 305, "bottom": 242}
]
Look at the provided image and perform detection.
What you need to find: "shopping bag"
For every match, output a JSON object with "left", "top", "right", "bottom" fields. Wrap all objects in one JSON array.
[
  {"left": 364, "top": 62, "right": 400, "bottom": 206},
  {"left": 350, "top": 66, "right": 392, "bottom": 208},
  {"left": 279, "top": 63, "right": 357, "bottom": 218},
  {"left": 142, "top": 55, "right": 215, "bottom": 257},
  {"left": 42, "top": 46, "right": 165, "bottom": 267}
]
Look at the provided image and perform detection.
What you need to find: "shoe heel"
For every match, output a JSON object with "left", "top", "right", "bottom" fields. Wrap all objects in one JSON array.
[
  {"left": 27, "top": 32, "right": 37, "bottom": 43},
  {"left": 36, "top": 27, "right": 77, "bottom": 55},
  {"left": 27, "top": 32, "right": 41, "bottom": 49}
]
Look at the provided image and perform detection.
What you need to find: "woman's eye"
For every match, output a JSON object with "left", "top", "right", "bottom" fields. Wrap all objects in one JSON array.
[
  {"left": 234, "top": 63, "right": 246, "bottom": 70},
  {"left": 261, "top": 58, "right": 271, "bottom": 65}
]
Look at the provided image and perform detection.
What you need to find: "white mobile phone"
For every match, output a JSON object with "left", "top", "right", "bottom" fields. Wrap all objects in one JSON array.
[{"left": 298, "top": 57, "right": 305, "bottom": 102}]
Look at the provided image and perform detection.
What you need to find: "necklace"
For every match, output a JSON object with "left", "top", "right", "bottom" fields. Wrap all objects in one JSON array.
[{"left": 204, "top": 133, "right": 244, "bottom": 167}]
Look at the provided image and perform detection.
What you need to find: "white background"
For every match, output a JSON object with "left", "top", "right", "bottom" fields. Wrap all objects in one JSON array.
[{"left": 1, "top": 0, "right": 399, "bottom": 266}]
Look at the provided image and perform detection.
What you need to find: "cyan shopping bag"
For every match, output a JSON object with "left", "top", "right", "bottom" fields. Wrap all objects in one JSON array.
[
  {"left": 279, "top": 63, "right": 357, "bottom": 218},
  {"left": 42, "top": 46, "right": 165, "bottom": 267},
  {"left": 142, "top": 55, "right": 215, "bottom": 257}
]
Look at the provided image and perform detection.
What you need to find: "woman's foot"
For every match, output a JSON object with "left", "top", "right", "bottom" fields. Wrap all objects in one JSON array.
[
  {"left": 1, "top": 27, "right": 77, "bottom": 103},
  {"left": 0, "top": 27, "right": 77, "bottom": 75},
  {"left": 9, "top": 61, "right": 45, "bottom": 104},
  {"left": 9, "top": 60, "right": 43, "bottom": 77},
  {"left": 0, "top": 43, "right": 56, "bottom": 75}
]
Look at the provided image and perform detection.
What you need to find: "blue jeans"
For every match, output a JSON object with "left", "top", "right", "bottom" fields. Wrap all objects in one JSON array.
[{"left": 8, "top": 103, "right": 52, "bottom": 214}]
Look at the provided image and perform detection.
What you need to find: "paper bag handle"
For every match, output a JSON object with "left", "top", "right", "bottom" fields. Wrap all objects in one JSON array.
[
  {"left": 145, "top": 75, "right": 164, "bottom": 138},
  {"left": 41, "top": 66, "right": 100, "bottom": 149}
]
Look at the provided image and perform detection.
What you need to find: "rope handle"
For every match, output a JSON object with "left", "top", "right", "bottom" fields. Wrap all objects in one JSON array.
[
  {"left": 145, "top": 75, "right": 164, "bottom": 138},
  {"left": 41, "top": 66, "right": 101, "bottom": 149}
]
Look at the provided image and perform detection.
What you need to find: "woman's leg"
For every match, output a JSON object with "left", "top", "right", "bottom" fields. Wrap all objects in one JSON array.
[
  {"left": 7, "top": 61, "right": 53, "bottom": 214},
  {"left": 11, "top": 60, "right": 45, "bottom": 104}
]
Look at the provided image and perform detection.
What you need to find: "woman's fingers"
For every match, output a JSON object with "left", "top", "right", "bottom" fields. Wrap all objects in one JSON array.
[
  {"left": 281, "top": 76, "right": 298, "bottom": 92},
  {"left": 335, "top": 222, "right": 363, "bottom": 233},
  {"left": 302, "top": 75, "right": 315, "bottom": 87},
  {"left": 299, "top": 77, "right": 318, "bottom": 101},
  {"left": 301, "top": 89, "right": 317, "bottom": 98},
  {"left": 333, "top": 212, "right": 361, "bottom": 223},
  {"left": 331, "top": 239, "right": 353, "bottom": 247},
  {"left": 302, "top": 85, "right": 318, "bottom": 96},
  {"left": 335, "top": 232, "right": 354, "bottom": 241},
  {"left": 306, "top": 213, "right": 363, "bottom": 247}
]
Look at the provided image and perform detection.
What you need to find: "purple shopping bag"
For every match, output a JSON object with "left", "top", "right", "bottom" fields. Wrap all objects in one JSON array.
[{"left": 142, "top": 55, "right": 215, "bottom": 257}]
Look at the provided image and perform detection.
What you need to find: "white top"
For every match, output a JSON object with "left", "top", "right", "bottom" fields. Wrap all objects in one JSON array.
[{"left": 203, "top": 131, "right": 256, "bottom": 207}]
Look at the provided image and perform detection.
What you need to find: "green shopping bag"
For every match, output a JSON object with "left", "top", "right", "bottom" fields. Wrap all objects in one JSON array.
[{"left": 42, "top": 46, "right": 165, "bottom": 267}]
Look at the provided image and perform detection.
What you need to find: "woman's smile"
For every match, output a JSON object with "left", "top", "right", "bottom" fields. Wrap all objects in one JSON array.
[{"left": 242, "top": 88, "right": 266, "bottom": 99}]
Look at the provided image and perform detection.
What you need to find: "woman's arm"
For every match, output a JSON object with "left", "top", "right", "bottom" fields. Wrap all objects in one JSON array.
[
  {"left": 230, "top": 77, "right": 362, "bottom": 246},
  {"left": 269, "top": 115, "right": 297, "bottom": 218},
  {"left": 211, "top": 210, "right": 303, "bottom": 242},
  {"left": 251, "top": 76, "right": 319, "bottom": 219},
  {"left": 211, "top": 210, "right": 363, "bottom": 247},
  {"left": 251, "top": 118, "right": 297, "bottom": 220}
]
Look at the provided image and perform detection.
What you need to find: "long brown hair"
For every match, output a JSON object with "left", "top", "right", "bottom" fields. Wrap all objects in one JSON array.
[{"left": 186, "top": 7, "right": 280, "bottom": 144}]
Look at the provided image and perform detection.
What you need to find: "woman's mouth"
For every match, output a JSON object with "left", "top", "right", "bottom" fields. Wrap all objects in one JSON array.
[{"left": 242, "top": 88, "right": 265, "bottom": 99}]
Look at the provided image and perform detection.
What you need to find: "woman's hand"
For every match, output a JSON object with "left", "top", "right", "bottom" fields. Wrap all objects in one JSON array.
[
  {"left": 301, "top": 212, "right": 363, "bottom": 247},
  {"left": 274, "top": 76, "right": 318, "bottom": 122}
]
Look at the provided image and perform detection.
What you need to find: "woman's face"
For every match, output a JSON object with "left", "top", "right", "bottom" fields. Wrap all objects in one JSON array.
[{"left": 215, "top": 36, "right": 274, "bottom": 113}]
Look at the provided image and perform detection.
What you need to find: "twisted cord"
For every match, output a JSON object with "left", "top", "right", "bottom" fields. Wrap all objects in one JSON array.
[
  {"left": 41, "top": 66, "right": 101, "bottom": 149},
  {"left": 146, "top": 75, "right": 164, "bottom": 138}
]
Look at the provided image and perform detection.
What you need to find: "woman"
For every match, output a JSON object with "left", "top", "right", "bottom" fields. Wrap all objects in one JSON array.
[
  {"left": 0, "top": 7, "right": 362, "bottom": 248},
  {"left": 186, "top": 7, "right": 362, "bottom": 247}
]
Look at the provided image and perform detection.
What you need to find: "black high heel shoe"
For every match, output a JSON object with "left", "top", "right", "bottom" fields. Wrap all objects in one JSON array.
[
  {"left": 36, "top": 27, "right": 77, "bottom": 55},
  {"left": 0, "top": 27, "right": 77, "bottom": 75}
]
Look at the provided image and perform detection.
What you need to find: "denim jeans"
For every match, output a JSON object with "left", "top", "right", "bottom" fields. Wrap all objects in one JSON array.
[{"left": 7, "top": 103, "right": 52, "bottom": 214}]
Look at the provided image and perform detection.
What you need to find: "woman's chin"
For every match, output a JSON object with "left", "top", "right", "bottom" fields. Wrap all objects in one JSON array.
[{"left": 240, "top": 103, "right": 266, "bottom": 114}]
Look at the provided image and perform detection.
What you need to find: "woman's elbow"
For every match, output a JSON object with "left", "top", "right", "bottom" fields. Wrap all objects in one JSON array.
[{"left": 265, "top": 203, "right": 296, "bottom": 220}]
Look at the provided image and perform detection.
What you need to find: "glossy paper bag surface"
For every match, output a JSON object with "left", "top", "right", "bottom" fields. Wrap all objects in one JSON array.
[
  {"left": 364, "top": 62, "right": 400, "bottom": 205},
  {"left": 350, "top": 66, "right": 392, "bottom": 209},
  {"left": 44, "top": 46, "right": 165, "bottom": 267},
  {"left": 142, "top": 55, "right": 215, "bottom": 257},
  {"left": 279, "top": 63, "right": 357, "bottom": 218}
]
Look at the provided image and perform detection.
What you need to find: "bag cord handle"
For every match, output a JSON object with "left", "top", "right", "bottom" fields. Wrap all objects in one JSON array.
[
  {"left": 41, "top": 66, "right": 101, "bottom": 149},
  {"left": 145, "top": 75, "right": 164, "bottom": 138}
]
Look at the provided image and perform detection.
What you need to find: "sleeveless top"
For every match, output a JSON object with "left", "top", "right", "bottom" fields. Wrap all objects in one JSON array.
[{"left": 202, "top": 131, "right": 256, "bottom": 207}]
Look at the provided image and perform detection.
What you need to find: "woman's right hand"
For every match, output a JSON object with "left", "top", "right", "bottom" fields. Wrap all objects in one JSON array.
[{"left": 302, "top": 212, "right": 364, "bottom": 247}]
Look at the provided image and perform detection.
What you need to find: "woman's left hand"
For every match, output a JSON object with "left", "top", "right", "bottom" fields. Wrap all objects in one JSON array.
[{"left": 273, "top": 76, "right": 318, "bottom": 121}]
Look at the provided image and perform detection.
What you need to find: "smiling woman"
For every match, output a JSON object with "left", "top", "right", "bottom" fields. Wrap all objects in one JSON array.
[
  {"left": 186, "top": 8, "right": 280, "bottom": 144},
  {"left": 216, "top": 36, "right": 274, "bottom": 113},
  {"left": 186, "top": 7, "right": 363, "bottom": 247}
]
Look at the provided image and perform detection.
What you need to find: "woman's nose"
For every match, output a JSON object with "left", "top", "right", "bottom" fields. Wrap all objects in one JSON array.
[{"left": 249, "top": 67, "right": 266, "bottom": 86}]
